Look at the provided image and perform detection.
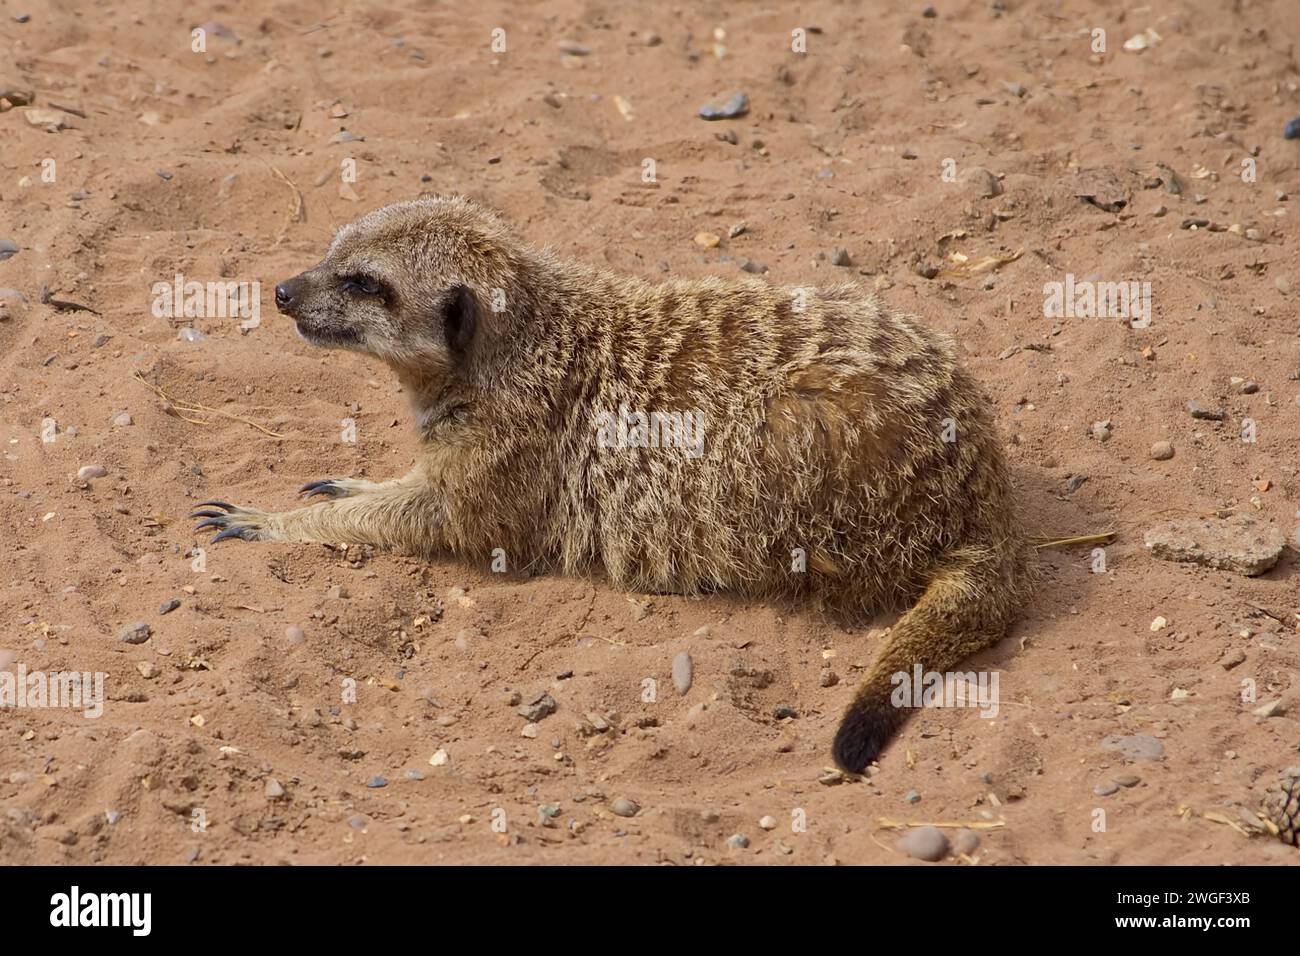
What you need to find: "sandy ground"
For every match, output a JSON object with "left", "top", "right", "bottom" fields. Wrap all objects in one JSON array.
[{"left": 1, "top": 0, "right": 1298, "bottom": 866}]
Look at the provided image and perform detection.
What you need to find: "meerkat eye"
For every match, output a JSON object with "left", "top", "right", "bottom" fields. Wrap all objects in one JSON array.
[{"left": 340, "top": 274, "right": 384, "bottom": 297}]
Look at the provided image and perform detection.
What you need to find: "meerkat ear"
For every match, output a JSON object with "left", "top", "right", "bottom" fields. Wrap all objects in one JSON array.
[{"left": 442, "top": 283, "right": 478, "bottom": 355}]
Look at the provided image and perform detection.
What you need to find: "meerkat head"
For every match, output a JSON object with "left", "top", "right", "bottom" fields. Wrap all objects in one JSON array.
[{"left": 274, "top": 196, "right": 527, "bottom": 376}]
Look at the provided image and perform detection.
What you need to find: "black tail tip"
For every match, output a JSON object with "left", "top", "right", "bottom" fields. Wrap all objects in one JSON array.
[{"left": 832, "top": 701, "right": 905, "bottom": 773}]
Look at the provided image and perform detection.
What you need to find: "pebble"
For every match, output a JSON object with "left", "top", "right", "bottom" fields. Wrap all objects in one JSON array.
[
  {"left": 1285, "top": 117, "right": 1300, "bottom": 140},
  {"left": 738, "top": 258, "right": 768, "bottom": 274},
  {"left": 518, "top": 691, "right": 557, "bottom": 722},
  {"left": 1239, "top": 379, "right": 1259, "bottom": 394},
  {"left": 611, "top": 797, "right": 640, "bottom": 817},
  {"left": 1149, "top": 440, "right": 1174, "bottom": 460},
  {"left": 158, "top": 599, "right": 180, "bottom": 615},
  {"left": 1093, "top": 782, "right": 1120, "bottom": 796},
  {"left": 77, "top": 464, "right": 107, "bottom": 480},
  {"left": 557, "top": 39, "right": 590, "bottom": 56},
  {"left": 830, "top": 248, "right": 852, "bottom": 267},
  {"left": 177, "top": 328, "right": 206, "bottom": 342},
  {"left": 725, "top": 833, "right": 750, "bottom": 849},
  {"left": 0, "top": 239, "right": 18, "bottom": 261},
  {"left": 1100, "top": 733, "right": 1165, "bottom": 761},
  {"left": 428, "top": 748, "right": 449, "bottom": 766},
  {"left": 698, "top": 91, "right": 749, "bottom": 120},
  {"left": 1144, "top": 513, "right": 1286, "bottom": 576},
  {"left": 405, "top": 769, "right": 424, "bottom": 780},
  {"left": 819, "top": 667, "right": 838, "bottom": 687},
  {"left": 264, "top": 778, "right": 285, "bottom": 800},
  {"left": 1114, "top": 773, "right": 1141, "bottom": 788},
  {"left": 672, "top": 651, "right": 693, "bottom": 694},
  {"left": 694, "top": 232, "right": 720, "bottom": 249},
  {"left": 366, "top": 775, "right": 387, "bottom": 788},
  {"left": 118, "top": 621, "right": 151, "bottom": 645},
  {"left": 758, "top": 815, "right": 777, "bottom": 830},
  {"left": 1186, "top": 400, "right": 1224, "bottom": 421},
  {"left": 773, "top": 704, "right": 797, "bottom": 719},
  {"left": 285, "top": 625, "right": 305, "bottom": 643},
  {"left": 952, "top": 829, "right": 980, "bottom": 855},
  {"left": 960, "top": 166, "right": 1002, "bottom": 199},
  {"left": 1091, "top": 420, "right": 1112, "bottom": 442},
  {"left": 1253, "top": 699, "right": 1287, "bottom": 718},
  {"left": 904, "top": 790, "right": 921, "bottom": 804},
  {"left": 1221, "top": 649, "right": 1246, "bottom": 670},
  {"left": 896, "top": 826, "right": 949, "bottom": 861},
  {"left": 110, "top": 411, "right": 133, "bottom": 427}
]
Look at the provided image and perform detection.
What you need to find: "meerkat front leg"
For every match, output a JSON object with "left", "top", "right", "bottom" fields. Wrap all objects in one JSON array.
[
  {"left": 191, "top": 484, "right": 444, "bottom": 553},
  {"left": 298, "top": 464, "right": 427, "bottom": 501}
]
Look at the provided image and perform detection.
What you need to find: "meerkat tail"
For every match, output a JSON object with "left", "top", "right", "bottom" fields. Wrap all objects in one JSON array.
[{"left": 831, "top": 542, "right": 1027, "bottom": 773}]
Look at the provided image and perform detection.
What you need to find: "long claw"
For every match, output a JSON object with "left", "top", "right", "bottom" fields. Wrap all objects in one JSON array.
[
  {"left": 211, "top": 526, "right": 250, "bottom": 543},
  {"left": 194, "top": 500, "right": 236, "bottom": 512},
  {"left": 190, "top": 509, "right": 227, "bottom": 519},
  {"left": 300, "top": 480, "right": 343, "bottom": 499},
  {"left": 194, "top": 517, "right": 227, "bottom": 532}
]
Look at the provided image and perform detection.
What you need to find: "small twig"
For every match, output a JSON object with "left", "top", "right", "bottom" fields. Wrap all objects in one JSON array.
[
  {"left": 48, "top": 101, "right": 87, "bottom": 118},
  {"left": 1033, "top": 531, "right": 1116, "bottom": 550},
  {"left": 264, "top": 161, "right": 305, "bottom": 227},
  {"left": 876, "top": 818, "right": 1006, "bottom": 831},
  {"left": 132, "top": 370, "right": 285, "bottom": 437},
  {"left": 39, "top": 284, "right": 101, "bottom": 315}
]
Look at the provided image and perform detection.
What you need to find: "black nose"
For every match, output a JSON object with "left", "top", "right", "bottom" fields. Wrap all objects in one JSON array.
[{"left": 274, "top": 282, "right": 295, "bottom": 311}]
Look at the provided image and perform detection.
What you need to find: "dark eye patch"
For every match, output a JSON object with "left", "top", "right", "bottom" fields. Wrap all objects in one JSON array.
[{"left": 339, "top": 274, "right": 385, "bottom": 297}]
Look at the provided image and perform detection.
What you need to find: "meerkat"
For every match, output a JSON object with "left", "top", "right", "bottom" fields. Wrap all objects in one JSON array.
[{"left": 193, "top": 196, "right": 1034, "bottom": 772}]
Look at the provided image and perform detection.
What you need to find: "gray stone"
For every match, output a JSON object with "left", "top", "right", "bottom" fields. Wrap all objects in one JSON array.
[
  {"left": 672, "top": 651, "right": 693, "bottom": 694},
  {"left": 518, "top": 691, "right": 557, "bottom": 722},
  {"left": 118, "top": 621, "right": 151, "bottom": 645},
  {"left": 611, "top": 797, "right": 640, "bottom": 817},
  {"left": 896, "top": 825, "right": 949, "bottom": 861},
  {"left": 960, "top": 166, "right": 1003, "bottom": 199},
  {"left": 1144, "top": 513, "right": 1286, "bottom": 576},
  {"left": 699, "top": 91, "right": 749, "bottom": 120},
  {"left": 1186, "top": 400, "right": 1224, "bottom": 421},
  {"left": 1100, "top": 733, "right": 1165, "bottom": 761},
  {"left": 952, "top": 829, "right": 980, "bottom": 855}
]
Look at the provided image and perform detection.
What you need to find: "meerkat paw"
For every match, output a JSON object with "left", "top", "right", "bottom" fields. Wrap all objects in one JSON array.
[
  {"left": 191, "top": 501, "right": 278, "bottom": 543},
  {"left": 299, "top": 478, "right": 375, "bottom": 500}
]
